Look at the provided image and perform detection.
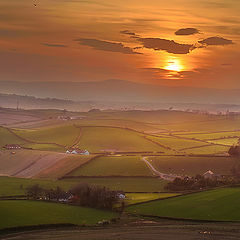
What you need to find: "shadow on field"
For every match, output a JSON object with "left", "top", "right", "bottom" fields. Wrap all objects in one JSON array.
[{"left": 1, "top": 219, "right": 240, "bottom": 240}]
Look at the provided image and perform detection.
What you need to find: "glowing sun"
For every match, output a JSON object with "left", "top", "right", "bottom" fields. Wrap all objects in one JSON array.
[{"left": 165, "top": 59, "right": 183, "bottom": 72}]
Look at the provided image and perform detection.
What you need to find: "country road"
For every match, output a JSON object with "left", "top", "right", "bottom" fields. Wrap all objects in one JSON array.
[{"left": 142, "top": 157, "right": 180, "bottom": 181}]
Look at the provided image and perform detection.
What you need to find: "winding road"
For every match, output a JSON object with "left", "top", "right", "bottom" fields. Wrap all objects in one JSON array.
[{"left": 142, "top": 157, "right": 181, "bottom": 181}]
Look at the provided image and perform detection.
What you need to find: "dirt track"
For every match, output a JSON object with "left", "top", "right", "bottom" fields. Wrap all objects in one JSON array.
[{"left": 1, "top": 220, "right": 240, "bottom": 240}]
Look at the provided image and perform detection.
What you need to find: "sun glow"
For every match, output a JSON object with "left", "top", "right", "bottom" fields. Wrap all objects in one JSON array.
[{"left": 165, "top": 59, "right": 184, "bottom": 72}]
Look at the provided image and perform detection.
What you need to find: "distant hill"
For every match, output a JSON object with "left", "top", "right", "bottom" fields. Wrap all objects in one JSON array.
[{"left": 1, "top": 79, "right": 240, "bottom": 104}]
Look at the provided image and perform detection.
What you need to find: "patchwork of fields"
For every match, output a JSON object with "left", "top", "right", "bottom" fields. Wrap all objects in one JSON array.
[{"left": 1, "top": 108, "right": 240, "bottom": 231}]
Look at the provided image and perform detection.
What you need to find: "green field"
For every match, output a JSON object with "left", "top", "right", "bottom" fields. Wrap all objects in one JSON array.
[
  {"left": 127, "top": 187, "right": 240, "bottom": 221},
  {"left": 125, "top": 193, "right": 180, "bottom": 205},
  {"left": 208, "top": 138, "right": 239, "bottom": 146},
  {"left": 0, "top": 200, "right": 117, "bottom": 229},
  {"left": 0, "top": 127, "right": 27, "bottom": 148},
  {"left": 74, "top": 126, "right": 162, "bottom": 152},
  {"left": 183, "top": 145, "right": 229, "bottom": 154},
  {"left": 0, "top": 176, "right": 167, "bottom": 196},
  {"left": 149, "top": 156, "right": 237, "bottom": 176},
  {"left": 69, "top": 156, "right": 153, "bottom": 177},
  {"left": 146, "top": 135, "right": 204, "bottom": 151},
  {"left": 13, "top": 125, "right": 80, "bottom": 147}
]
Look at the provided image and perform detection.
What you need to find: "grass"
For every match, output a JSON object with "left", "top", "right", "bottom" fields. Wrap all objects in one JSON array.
[
  {"left": 36, "top": 155, "right": 95, "bottom": 179},
  {"left": 0, "top": 177, "right": 77, "bottom": 196},
  {"left": 127, "top": 187, "right": 240, "bottom": 221},
  {"left": 124, "top": 193, "right": 180, "bottom": 205},
  {"left": 149, "top": 156, "right": 237, "bottom": 176},
  {"left": 208, "top": 138, "right": 239, "bottom": 146},
  {"left": 0, "top": 200, "right": 118, "bottom": 229},
  {"left": 69, "top": 156, "right": 153, "bottom": 177},
  {"left": 75, "top": 126, "right": 161, "bottom": 152},
  {"left": 23, "top": 143, "right": 65, "bottom": 152},
  {"left": 146, "top": 135, "right": 204, "bottom": 151},
  {"left": 184, "top": 145, "right": 229, "bottom": 154},
  {"left": 0, "top": 176, "right": 167, "bottom": 196},
  {"left": 13, "top": 125, "right": 80, "bottom": 147},
  {"left": 0, "top": 127, "right": 27, "bottom": 148}
]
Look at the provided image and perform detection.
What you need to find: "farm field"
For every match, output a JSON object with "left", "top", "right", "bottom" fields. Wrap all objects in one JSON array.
[
  {"left": 13, "top": 125, "right": 80, "bottom": 147},
  {"left": 0, "top": 200, "right": 117, "bottom": 229},
  {"left": 0, "top": 150, "right": 67, "bottom": 178},
  {"left": 0, "top": 176, "right": 167, "bottom": 196},
  {"left": 127, "top": 187, "right": 240, "bottom": 221},
  {"left": 149, "top": 156, "right": 237, "bottom": 176},
  {"left": 208, "top": 138, "right": 239, "bottom": 146},
  {"left": 125, "top": 193, "right": 180, "bottom": 205},
  {"left": 69, "top": 156, "right": 153, "bottom": 177},
  {"left": 146, "top": 135, "right": 204, "bottom": 151},
  {"left": 36, "top": 155, "right": 95, "bottom": 179},
  {"left": 183, "top": 145, "right": 229, "bottom": 154},
  {"left": 0, "top": 127, "right": 27, "bottom": 148},
  {"left": 174, "top": 131, "right": 240, "bottom": 140},
  {"left": 74, "top": 126, "right": 162, "bottom": 152}
]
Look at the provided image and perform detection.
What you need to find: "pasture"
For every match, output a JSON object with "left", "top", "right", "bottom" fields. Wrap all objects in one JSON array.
[
  {"left": 69, "top": 156, "right": 153, "bottom": 177},
  {"left": 74, "top": 126, "right": 161, "bottom": 152},
  {"left": 127, "top": 187, "right": 240, "bottom": 221},
  {"left": 13, "top": 125, "right": 80, "bottom": 147},
  {"left": 0, "top": 200, "right": 117, "bottom": 229},
  {"left": 149, "top": 155, "right": 237, "bottom": 176},
  {"left": 0, "top": 176, "right": 167, "bottom": 196},
  {"left": 125, "top": 193, "right": 180, "bottom": 205}
]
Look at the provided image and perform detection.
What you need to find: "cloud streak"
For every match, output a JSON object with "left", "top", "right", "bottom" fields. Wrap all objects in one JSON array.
[
  {"left": 138, "top": 37, "right": 196, "bottom": 54},
  {"left": 175, "top": 28, "right": 200, "bottom": 36},
  {"left": 198, "top": 37, "right": 233, "bottom": 46},
  {"left": 74, "top": 38, "right": 141, "bottom": 54},
  {"left": 42, "top": 43, "right": 68, "bottom": 48}
]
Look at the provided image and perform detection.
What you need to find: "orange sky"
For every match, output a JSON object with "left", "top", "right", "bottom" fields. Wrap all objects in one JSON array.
[{"left": 0, "top": 0, "right": 239, "bottom": 88}]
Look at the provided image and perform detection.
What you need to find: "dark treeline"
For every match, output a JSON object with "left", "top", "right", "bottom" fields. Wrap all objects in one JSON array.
[
  {"left": 165, "top": 175, "right": 238, "bottom": 191},
  {"left": 70, "top": 183, "right": 121, "bottom": 210},
  {"left": 26, "top": 183, "right": 123, "bottom": 210}
]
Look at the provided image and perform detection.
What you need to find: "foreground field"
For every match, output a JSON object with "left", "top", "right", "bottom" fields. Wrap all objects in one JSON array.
[
  {"left": 0, "top": 200, "right": 117, "bottom": 229},
  {"left": 127, "top": 187, "right": 240, "bottom": 221},
  {"left": 2, "top": 220, "right": 240, "bottom": 240}
]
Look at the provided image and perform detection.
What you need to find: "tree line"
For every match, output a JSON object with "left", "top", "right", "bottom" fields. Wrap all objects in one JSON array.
[{"left": 26, "top": 183, "right": 123, "bottom": 210}]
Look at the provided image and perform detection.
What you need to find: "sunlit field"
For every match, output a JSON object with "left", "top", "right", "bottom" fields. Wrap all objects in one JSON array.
[{"left": 127, "top": 188, "right": 240, "bottom": 221}]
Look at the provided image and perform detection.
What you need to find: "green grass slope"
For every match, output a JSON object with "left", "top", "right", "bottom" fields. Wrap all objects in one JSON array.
[
  {"left": 76, "top": 126, "right": 161, "bottom": 152},
  {"left": 0, "top": 200, "right": 117, "bottom": 229},
  {"left": 127, "top": 188, "right": 240, "bottom": 221},
  {"left": 69, "top": 156, "right": 153, "bottom": 176}
]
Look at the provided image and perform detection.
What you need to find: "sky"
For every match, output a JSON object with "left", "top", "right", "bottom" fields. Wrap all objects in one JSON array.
[{"left": 0, "top": 0, "right": 239, "bottom": 89}]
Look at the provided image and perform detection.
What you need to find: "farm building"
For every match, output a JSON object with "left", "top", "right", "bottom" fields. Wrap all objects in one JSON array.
[
  {"left": 3, "top": 144, "right": 21, "bottom": 150},
  {"left": 203, "top": 170, "right": 221, "bottom": 179},
  {"left": 66, "top": 149, "right": 90, "bottom": 155}
]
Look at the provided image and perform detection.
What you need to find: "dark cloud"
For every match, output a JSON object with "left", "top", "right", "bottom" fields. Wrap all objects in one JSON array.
[
  {"left": 198, "top": 37, "right": 233, "bottom": 46},
  {"left": 74, "top": 38, "right": 141, "bottom": 54},
  {"left": 120, "top": 30, "right": 136, "bottom": 36},
  {"left": 42, "top": 43, "right": 67, "bottom": 48},
  {"left": 175, "top": 28, "right": 200, "bottom": 36},
  {"left": 138, "top": 37, "right": 196, "bottom": 54}
]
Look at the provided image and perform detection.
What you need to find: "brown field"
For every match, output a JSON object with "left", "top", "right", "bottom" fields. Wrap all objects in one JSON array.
[
  {"left": 0, "top": 150, "right": 67, "bottom": 178},
  {"left": 36, "top": 155, "right": 96, "bottom": 179}
]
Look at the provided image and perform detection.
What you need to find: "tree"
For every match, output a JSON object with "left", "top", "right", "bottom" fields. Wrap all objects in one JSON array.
[{"left": 26, "top": 184, "right": 44, "bottom": 199}]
